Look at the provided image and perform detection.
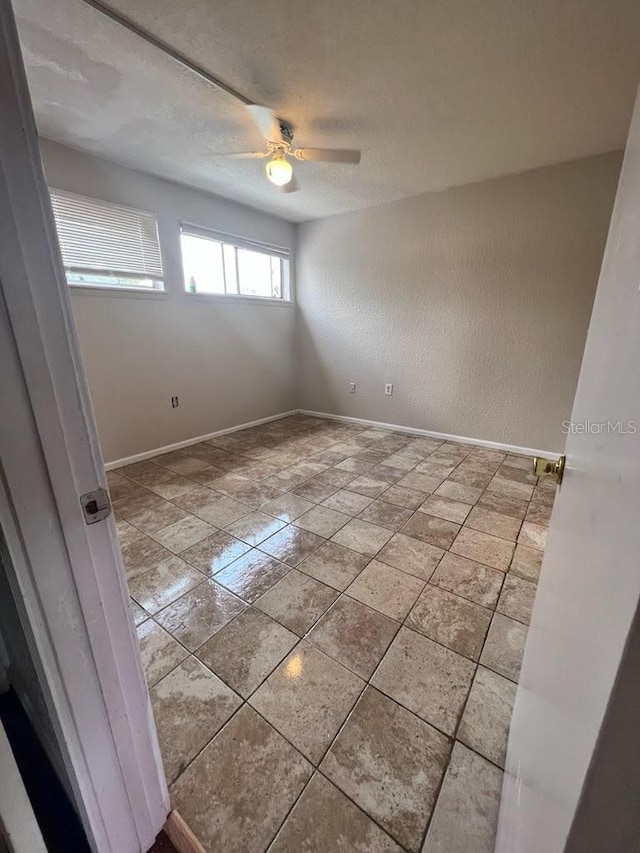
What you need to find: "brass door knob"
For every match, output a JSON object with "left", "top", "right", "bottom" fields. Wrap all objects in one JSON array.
[{"left": 533, "top": 454, "right": 565, "bottom": 484}]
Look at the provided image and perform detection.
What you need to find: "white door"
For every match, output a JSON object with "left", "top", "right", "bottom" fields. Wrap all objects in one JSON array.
[
  {"left": 0, "top": 1, "right": 168, "bottom": 850},
  {"left": 496, "top": 88, "right": 640, "bottom": 852}
]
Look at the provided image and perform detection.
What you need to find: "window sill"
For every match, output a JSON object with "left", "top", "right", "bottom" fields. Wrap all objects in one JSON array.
[
  {"left": 181, "top": 293, "right": 294, "bottom": 307},
  {"left": 68, "top": 285, "right": 169, "bottom": 300}
]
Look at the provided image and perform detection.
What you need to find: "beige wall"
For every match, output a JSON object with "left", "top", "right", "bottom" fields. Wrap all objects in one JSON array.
[
  {"left": 295, "top": 153, "right": 622, "bottom": 451},
  {"left": 40, "top": 140, "right": 296, "bottom": 464}
]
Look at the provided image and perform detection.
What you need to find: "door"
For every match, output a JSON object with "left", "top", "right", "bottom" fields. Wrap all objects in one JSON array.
[
  {"left": 496, "top": 88, "right": 640, "bottom": 852},
  {"left": 0, "top": 1, "right": 168, "bottom": 850}
]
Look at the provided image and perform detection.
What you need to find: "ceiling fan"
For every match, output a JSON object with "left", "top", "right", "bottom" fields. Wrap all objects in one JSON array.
[
  {"left": 77, "top": 2, "right": 361, "bottom": 192},
  {"left": 223, "top": 105, "right": 361, "bottom": 191}
]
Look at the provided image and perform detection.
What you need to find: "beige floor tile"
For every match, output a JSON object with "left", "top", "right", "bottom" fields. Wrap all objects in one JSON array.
[
  {"left": 270, "top": 772, "right": 402, "bottom": 853},
  {"left": 531, "top": 485, "right": 555, "bottom": 506},
  {"left": 518, "top": 521, "right": 548, "bottom": 550},
  {"left": 120, "top": 534, "right": 174, "bottom": 581},
  {"left": 497, "top": 573, "right": 537, "bottom": 624},
  {"left": 406, "top": 586, "right": 492, "bottom": 661},
  {"left": 486, "top": 475, "right": 534, "bottom": 502},
  {"left": 358, "top": 499, "right": 414, "bottom": 531},
  {"left": 225, "top": 510, "right": 286, "bottom": 545},
  {"left": 376, "top": 533, "right": 443, "bottom": 581},
  {"left": 261, "top": 493, "right": 316, "bottom": 522},
  {"left": 255, "top": 569, "right": 338, "bottom": 635},
  {"left": 170, "top": 485, "right": 222, "bottom": 515},
  {"left": 510, "top": 543, "right": 543, "bottom": 582},
  {"left": 422, "top": 742, "right": 502, "bottom": 853},
  {"left": 347, "top": 474, "right": 395, "bottom": 498},
  {"left": 379, "top": 484, "right": 427, "bottom": 510},
  {"left": 156, "top": 454, "right": 212, "bottom": 476},
  {"left": 297, "top": 540, "right": 369, "bottom": 590},
  {"left": 214, "top": 549, "right": 291, "bottom": 603},
  {"left": 334, "top": 455, "right": 374, "bottom": 475},
  {"left": 249, "top": 643, "right": 364, "bottom": 764},
  {"left": 151, "top": 515, "right": 216, "bottom": 553},
  {"left": 294, "top": 505, "right": 351, "bottom": 537},
  {"left": 155, "top": 579, "right": 246, "bottom": 651},
  {"left": 402, "top": 512, "right": 461, "bottom": 549},
  {"left": 307, "top": 595, "right": 399, "bottom": 679},
  {"left": 434, "top": 480, "right": 483, "bottom": 505},
  {"left": 458, "top": 666, "right": 516, "bottom": 768},
  {"left": 447, "top": 466, "right": 492, "bottom": 490},
  {"left": 430, "top": 553, "right": 504, "bottom": 609},
  {"left": 147, "top": 475, "right": 197, "bottom": 501},
  {"left": 181, "top": 530, "right": 251, "bottom": 575},
  {"left": 397, "top": 471, "right": 443, "bottom": 493},
  {"left": 381, "top": 451, "right": 423, "bottom": 472},
  {"left": 497, "top": 462, "right": 537, "bottom": 485},
  {"left": 465, "top": 506, "right": 522, "bottom": 541},
  {"left": 503, "top": 454, "right": 532, "bottom": 470},
  {"left": 197, "top": 607, "right": 298, "bottom": 698},
  {"left": 322, "top": 688, "right": 449, "bottom": 852},
  {"left": 170, "top": 705, "right": 312, "bottom": 853},
  {"left": 112, "top": 485, "right": 164, "bottom": 518},
  {"left": 476, "top": 489, "right": 528, "bottom": 520},
  {"left": 414, "top": 460, "right": 455, "bottom": 479},
  {"left": 419, "top": 495, "right": 472, "bottom": 524},
  {"left": 331, "top": 517, "right": 393, "bottom": 556},
  {"left": 150, "top": 657, "right": 241, "bottom": 784},
  {"left": 292, "top": 475, "right": 340, "bottom": 503},
  {"left": 128, "top": 557, "right": 204, "bottom": 614},
  {"left": 346, "top": 560, "right": 424, "bottom": 621},
  {"left": 127, "top": 500, "right": 189, "bottom": 535},
  {"left": 195, "top": 495, "right": 252, "bottom": 527},
  {"left": 321, "top": 489, "right": 375, "bottom": 515},
  {"left": 450, "top": 527, "right": 514, "bottom": 571},
  {"left": 480, "top": 613, "right": 528, "bottom": 682},
  {"left": 120, "top": 461, "right": 174, "bottom": 486},
  {"left": 136, "top": 619, "right": 188, "bottom": 687},
  {"left": 115, "top": 517, "right": 145, "bottom": 548},
  {"left": 525, "top": 500, "right": 552, "bottom": 526},
  {"left": 130, "top": 598, "right": 149, "bottom": 626},
  {"left": 260, "top": 525, "right": 325, "bottom": 566},
  {"left": 372, "top": 627, "right": 475, "bottom": 735}
]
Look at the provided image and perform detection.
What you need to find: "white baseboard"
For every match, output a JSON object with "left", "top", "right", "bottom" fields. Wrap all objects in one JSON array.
[
  {"left": 298, "top": 409, "right": 559, "bottom": 458},
  {"left": 105, "top": 407, "right": 559, "bottom": 471},
  {"left": 104, "top": 410, "right": 298, "bottom": 470}
]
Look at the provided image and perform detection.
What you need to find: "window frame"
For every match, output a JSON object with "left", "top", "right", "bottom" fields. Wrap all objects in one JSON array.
[
  {"left": 49, "top": 188, "right": 166, "bottom": 295},
  {"left": 179, "top": 222, "right": 293, "bottom": 305}
]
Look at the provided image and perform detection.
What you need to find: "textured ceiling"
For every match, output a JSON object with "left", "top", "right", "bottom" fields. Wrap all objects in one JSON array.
[{"left": 14, "top": 0, "right": 640, "bottom": 222}]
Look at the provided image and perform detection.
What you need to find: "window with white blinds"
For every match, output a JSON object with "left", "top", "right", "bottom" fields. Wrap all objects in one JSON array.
[{"left": 49, "top": 188, "right": 164, "bottom": 290}]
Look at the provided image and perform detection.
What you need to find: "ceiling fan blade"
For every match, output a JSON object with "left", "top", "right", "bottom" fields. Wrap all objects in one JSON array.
[
  {"left": 293, "top": 148, "right": 361, "bottom": 164},
  {"left": 245, "top": 104, "right": 284, "bottom": 143},
  {"left": 278, "top": 175, "right": 299, "bottom": 194},
  {"left": 213, "top": 151, "right": 267, "bottom": 159}
]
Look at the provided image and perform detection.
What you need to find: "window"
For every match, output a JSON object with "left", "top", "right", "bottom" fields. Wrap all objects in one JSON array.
[
  {"left": 49, "top": 189, "right": 164, "bottom": 290},
  {"left": 180, "top": 225, "right": 291, "bottom": 301}
]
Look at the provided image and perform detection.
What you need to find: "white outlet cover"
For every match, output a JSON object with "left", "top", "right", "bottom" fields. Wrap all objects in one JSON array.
[
  {"left": 349, "top": 382, "right": 356, "bottom": 393},
  {"left": 385, "top": 383, "right": 393, "bottom": 396}
]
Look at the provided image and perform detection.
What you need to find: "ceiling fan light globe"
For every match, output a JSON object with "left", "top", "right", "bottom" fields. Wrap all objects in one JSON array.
[{"left": 265, "top": 156, "right": 293, "bottom": 186}]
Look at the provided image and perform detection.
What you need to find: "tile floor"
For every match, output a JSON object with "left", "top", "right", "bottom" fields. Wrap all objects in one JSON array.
[{"left": 110, "top": 414, "right": 555, "bottom": 853}]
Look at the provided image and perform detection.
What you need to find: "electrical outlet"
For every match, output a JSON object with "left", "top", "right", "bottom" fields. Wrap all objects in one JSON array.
[
  {"left": 349, "top": 381, "right": 356, "bottom": 394},
  {"left": 171, "top": 396, "right": 179, "bottom": 408},
  {"left": 384, "top": 383, "right": 393, "bottom": 396}
]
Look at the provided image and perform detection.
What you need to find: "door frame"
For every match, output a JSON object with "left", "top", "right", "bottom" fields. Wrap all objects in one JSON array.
[{"left": 0, "top": 1, "right": 169, "bottom": 850}]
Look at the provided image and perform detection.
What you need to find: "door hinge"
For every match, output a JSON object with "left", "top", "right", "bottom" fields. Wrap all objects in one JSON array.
[{"left": 80, "top": 488, "right": 112, "bottom": 524}]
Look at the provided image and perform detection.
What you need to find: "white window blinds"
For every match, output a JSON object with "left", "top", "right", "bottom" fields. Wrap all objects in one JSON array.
[{"left": 49, "top": 188, "right": 164, "bottom": 288}]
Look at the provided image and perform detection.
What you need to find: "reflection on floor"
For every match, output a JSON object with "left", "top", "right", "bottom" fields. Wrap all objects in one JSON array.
[{"left": 109, "top": 414, "right": 554, "bottom": 853}]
